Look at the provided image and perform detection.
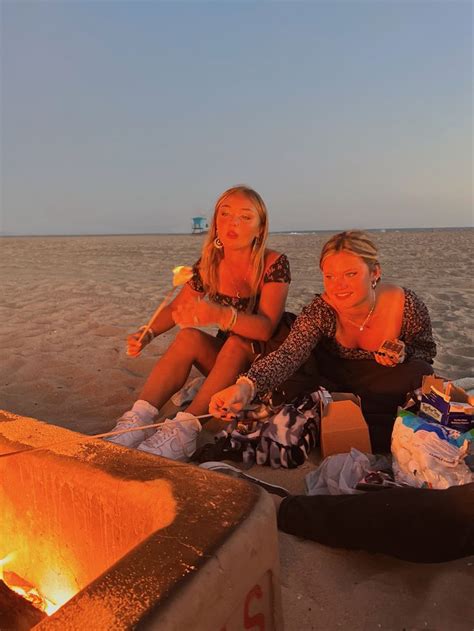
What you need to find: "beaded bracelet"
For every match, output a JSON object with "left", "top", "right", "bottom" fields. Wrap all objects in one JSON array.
[{"left": 236, "top": 375, "right": 256, "bottom": 400}]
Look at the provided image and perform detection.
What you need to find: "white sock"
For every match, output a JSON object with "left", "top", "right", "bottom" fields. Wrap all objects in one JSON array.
[
  {"left": 175, "top": 411, "right": 202, "bottom": 430},
  {"left": 131, "top": 399, "right": 159, "bottom": 423}
]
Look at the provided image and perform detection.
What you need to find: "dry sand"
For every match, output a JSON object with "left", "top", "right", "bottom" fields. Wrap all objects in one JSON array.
[{"left": 1, "top": 229, "right": 473, "bottom": 629}]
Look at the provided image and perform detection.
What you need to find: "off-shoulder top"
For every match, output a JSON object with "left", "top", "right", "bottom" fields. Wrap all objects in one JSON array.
[
  {"left": 247, "top": 288, "right": 436, "bottom": 395},
  {"left": 187, "top": 253, "right": 291, "bottom": 312}
]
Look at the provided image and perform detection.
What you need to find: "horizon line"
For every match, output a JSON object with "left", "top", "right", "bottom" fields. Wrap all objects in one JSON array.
[{"left": 0, "top": 225, "right": 472, "bottom": 238}]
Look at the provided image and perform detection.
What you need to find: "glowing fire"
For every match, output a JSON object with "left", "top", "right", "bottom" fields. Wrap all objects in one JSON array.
[{"left": 0, "top": 552, "right": 66, "bottom": 616}]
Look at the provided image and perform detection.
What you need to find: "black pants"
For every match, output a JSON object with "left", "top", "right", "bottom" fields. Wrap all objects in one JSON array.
[
  {"left": 277, "top": 483, "right": 474, "bottom": 562},
  {"left": 275, "top": 345, "right": 434, "bottom": 452},
  {"left": 318, "top": 347, "right": 434, "bottom": 451}
]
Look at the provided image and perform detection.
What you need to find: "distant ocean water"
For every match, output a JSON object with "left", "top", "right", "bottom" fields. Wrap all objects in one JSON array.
[
  {"left": 1, "top": 226, "right": 472, "bottom": 238},
  {"left": 273, "top": 226, "right": 472, "bottom": 236}
]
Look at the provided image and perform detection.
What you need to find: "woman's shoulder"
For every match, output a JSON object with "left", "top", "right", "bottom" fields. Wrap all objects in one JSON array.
[
  {"left": 263, "top": 250, "right": 291, "bottom": 283},
  {"left": 377, "top": 282, "right": 404, "bottom": 298},
  {"left": 297, "top": 293, "right": 336, "bottom": 336},
  {"left": 375, "top": 283, "right": 405, "bottom": 312},
  {"left": 378, "top": 284, "right": 425, "bottom": 308},
  {"left": 401, "top": 287, "right": 430, "bottom": 314},
  {"left": 264, "top": 249, "right": 287, "bottom": 266},
  {"left": 303, "top": 293, "right": 337, "bottom": 319},
  {"left": 187, "top": 258, "right": 205, "bottom": 292}
]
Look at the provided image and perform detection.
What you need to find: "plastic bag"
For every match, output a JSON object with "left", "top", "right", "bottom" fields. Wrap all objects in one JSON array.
[
  {"left": 305, "top": 448, "right": 392, "bottom": 495},
  {"left": 391, "top": 409, "right": 474, "bottom": 489}
]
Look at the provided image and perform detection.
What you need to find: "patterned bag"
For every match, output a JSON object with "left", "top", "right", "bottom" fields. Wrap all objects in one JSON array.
[
  {"left": 193, "top": 391, "right": 322, "bottom": 469},
  {"left": 255, "top": 396, "right": 320, "bottom": 468}
]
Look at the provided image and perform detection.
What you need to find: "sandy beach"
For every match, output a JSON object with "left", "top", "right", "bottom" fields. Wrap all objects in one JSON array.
[{"left": 1, "top": 228, "right": 473, "bottom": 629}]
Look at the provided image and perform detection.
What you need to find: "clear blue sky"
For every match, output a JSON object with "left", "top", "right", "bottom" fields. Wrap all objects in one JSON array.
[{"left": 1, "top": 1, "right": 472, "bottom": 235}]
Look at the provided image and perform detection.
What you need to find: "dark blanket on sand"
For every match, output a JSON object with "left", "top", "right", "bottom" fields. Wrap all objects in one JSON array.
[{"left": 278, "top": 482, "right": 474, "bottom": 562}]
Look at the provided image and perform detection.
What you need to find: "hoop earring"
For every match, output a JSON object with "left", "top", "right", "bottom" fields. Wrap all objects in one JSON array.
[
  {"left": 372, "top": 277, "right": 380, "bottom": 290},
  {"left": 214, "top": 236, "right": 223, "bottom": 249}
]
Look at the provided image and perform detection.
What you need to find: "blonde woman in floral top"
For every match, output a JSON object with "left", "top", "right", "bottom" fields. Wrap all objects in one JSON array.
[
  {"left": 210, "top": 230, "right": 436, "bottom": 451},
  {"left": 107, "top": 186, "right": 291, "bottom": 460}
]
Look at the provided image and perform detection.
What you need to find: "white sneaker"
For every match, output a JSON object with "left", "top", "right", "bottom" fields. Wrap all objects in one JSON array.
[
  {"left": 105, "top": 411, "right": 149, "bottom": 447},
  {"left": 106, "top": 400, "right": 158, "bottom": 448},
  {"left": 137, "top": 412, "right": 201, "bottom": 461}
]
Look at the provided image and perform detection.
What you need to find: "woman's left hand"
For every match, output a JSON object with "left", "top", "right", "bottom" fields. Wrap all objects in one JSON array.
[
  {"left": 172, "top": 297, "right": 221, "bottom": 328},
  {"left": 374, "top": 340, "right": 406, "bottom": 367}
]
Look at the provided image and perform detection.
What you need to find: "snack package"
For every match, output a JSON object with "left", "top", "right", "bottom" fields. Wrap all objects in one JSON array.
[
  {"left": 377, "top": 338, "right": 405, "bottom": 363},
  {"left": 391, "top": 409, "right": 474, "bottom": 489},
  {"left": 419, "top": 376, "right": 474, "bottom": 432}
]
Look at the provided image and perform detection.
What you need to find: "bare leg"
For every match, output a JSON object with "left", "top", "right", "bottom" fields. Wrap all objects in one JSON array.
[
  {"left": 185, "top": 334, "right": 255, "bottom": 416},
  {"left": 129, "top": 333, "right": 256, "bottom": 458},
  {"left": 139, "top": 328, "right": 224, "bottom": 410}
]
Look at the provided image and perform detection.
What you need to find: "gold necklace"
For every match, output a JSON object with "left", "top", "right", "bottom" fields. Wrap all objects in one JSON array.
[
  {"left": 343, "top": 297, "right": 376, "bottom": 332},
  {"left": 225, "top": 261, "right": 251, "bottom": 299}
]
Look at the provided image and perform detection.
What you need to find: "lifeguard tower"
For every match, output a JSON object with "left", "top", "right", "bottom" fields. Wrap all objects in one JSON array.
[{"left": 191, "top": 216, "right": 208, "bottom": 234}]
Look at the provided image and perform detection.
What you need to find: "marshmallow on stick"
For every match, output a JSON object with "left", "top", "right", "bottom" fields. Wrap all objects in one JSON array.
[
  {"left": 135, "top": 265, "right": 194, "bottom": 348},
  {"left": 172, "top": 265, "right": 194, "bottom": 286}
]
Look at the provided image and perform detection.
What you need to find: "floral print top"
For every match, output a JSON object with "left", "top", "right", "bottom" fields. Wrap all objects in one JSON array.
[
  {"left": 187, "top": 253, "right": 291, "bottom": 312},
  {"left": 247, "top": 288, "right": 436, "bottom": 395}
]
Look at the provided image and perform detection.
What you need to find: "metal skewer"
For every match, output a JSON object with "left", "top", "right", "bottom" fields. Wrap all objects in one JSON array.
[
  {"left": 0, "top": 413, "right": 214, "bottom": 459},
  {"left": 135, "top": 286, "right": 177, "bottom": 347},
  {"left": 0, "top": 409, "right": 264, "bottom": 459}
]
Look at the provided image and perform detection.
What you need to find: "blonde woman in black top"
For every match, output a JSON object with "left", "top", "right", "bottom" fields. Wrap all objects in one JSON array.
[
  {"left": 107, "top": 186, "right": 291, "bottom": 460},
  {"left": 211, "top": 230, "right": 436, "bottom": 451}
]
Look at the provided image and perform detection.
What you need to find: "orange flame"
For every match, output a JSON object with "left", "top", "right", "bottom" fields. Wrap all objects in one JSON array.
[{"left": 0, "top": 552, "right": 71, "bottom": 615}]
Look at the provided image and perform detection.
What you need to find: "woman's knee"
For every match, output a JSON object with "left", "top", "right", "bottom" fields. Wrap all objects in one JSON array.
[
  {"left": 172, "top": 327, "right": 215, "bottom": 352},
  {"left": 406, "top": 358, "right": 434, "bottom": 377},
  {"left": 395, "top": 358, "right": 433, "bottom": 391},
  {"left": 219, "top": 334, "right": 254, "bottom": 360}
]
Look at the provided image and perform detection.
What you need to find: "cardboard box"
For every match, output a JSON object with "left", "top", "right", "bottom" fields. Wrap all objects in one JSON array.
[
  {"left": 419, "top": 375, "right": 474, "bottom": 432},
  {"left": 320, "top": 392, "right": 372, "bottom": 458}
]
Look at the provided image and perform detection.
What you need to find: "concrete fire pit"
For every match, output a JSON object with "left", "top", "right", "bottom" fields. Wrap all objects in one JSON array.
[{"left": 0, "top": 411, "right": 282, "bottom": 630}]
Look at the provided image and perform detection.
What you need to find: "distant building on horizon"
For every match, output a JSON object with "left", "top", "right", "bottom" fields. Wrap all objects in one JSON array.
[{"left": 191, "top": 216, "right": 209, "bottom": 234}]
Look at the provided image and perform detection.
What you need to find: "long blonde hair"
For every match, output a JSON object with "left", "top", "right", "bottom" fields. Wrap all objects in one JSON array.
[
  {"left": 200, "top": 186, "right": 269, "bottom": 308},
  {"left": 319, "top": 230, "right": 380, "bottom": 272}
]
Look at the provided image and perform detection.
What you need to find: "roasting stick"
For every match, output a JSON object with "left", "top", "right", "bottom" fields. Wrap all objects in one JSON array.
[
  {"left": 0, "top": 407, "right": 262, "bottom": 459},
  {"left": 0, "top": 414, "right": 214, "bottom": 459},
  {"left": 136, "top": 265, "right": 195, "bottom": 348},
  {"left": 135, "top": 287, "right": 176, "bottom": 347}
]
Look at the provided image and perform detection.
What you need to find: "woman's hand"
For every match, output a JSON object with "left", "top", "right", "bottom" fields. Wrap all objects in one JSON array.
[
  {"left": 209, "top": 383, "right": 253, "bottom": 420},
  {"left": 374, "top": 339, "right": 406, "bottom": 367},
  {"left": 126, "top": 327, "right": 154, "bottom": 357},
  {"left": 172, "top": 297, "right": 222, "bottom": 328}
]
